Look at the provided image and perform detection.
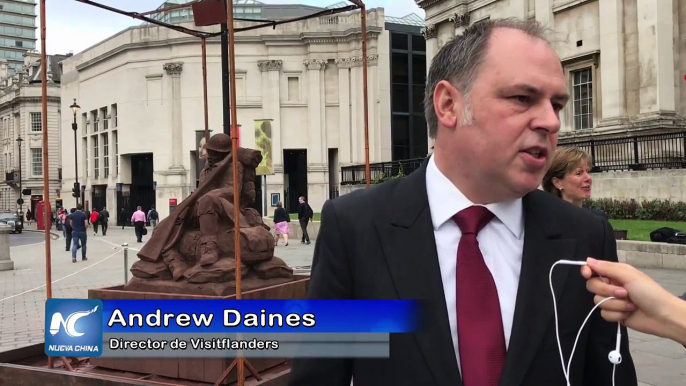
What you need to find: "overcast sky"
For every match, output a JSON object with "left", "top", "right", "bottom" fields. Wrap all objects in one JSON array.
[{"left": 35, "top": 0, "right": 424, "bottom": 55}]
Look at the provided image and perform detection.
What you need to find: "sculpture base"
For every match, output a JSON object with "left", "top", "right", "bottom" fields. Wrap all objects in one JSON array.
[
  {"left": 123, "top": 276, "right": 295, "bottom": 297},
  {"left": 87, "top": 275, "right": 309, "bottom": 385}
]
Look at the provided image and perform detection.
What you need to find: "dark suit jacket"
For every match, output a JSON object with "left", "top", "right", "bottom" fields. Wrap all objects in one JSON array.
[{"left": 288, "top": 160, "right": 638, "bottom": 386}]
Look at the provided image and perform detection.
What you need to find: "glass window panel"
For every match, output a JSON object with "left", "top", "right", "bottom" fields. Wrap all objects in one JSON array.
[
  {"left": 392, "top": 115, "right": 410, "bottom": 147},
  {"left": 412, "top": 34, "right": 426, "bottom": 52},
  {"left": 412, "top": 55, "right": 426, "bottom": 85},
  {"left": 413, "top": 85, "right": 425, "bottom": 113},
  {"left": 392, "top": 33, "right": 408, "bottom": 50},
  {"left": 392, "top": 84, "right": 409, "bottom": 113},
  {"left": 412, "top": 114, "right": 428, "bottom": 158},
  {"left": 392, "top": 52, "right": 408, "bottom": 84}
]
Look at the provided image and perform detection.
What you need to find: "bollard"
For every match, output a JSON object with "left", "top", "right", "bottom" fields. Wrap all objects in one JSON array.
[
  {"left": 122, "top": 243, "right": 129, "bottom": 283},
  {"left": 0, "top": 225, "right": 13, "bottom": 271}
]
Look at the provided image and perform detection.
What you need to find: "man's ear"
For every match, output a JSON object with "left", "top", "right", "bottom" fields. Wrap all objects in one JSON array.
[{"left": 433, "top": 80, "right": 464, "bottom": 131}]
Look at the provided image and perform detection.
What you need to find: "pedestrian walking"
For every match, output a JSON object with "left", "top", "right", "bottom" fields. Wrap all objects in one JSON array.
[
  {"left": 90, "top": 209, "right": 99, "bottom": 235},
  {"left": 147, "top": 206, "right": 159, "bottom": 232},
  {"left": 99, "top": 207, "right": 110, "bottom": 236},
  {"left": 69, "top": 204, "right": 89, "bottom": 263},
  {"left": 120, "top": 207, "right": 126, "bottom": 229},
  {"left": 131, "top": 206, "right": 147, "bottom": 243},
  {"left": 298, "top": 196, "right": 313, "bottom": 245},
  {"left": 273, "top": 201, "right": 290, "bottom": 246},
  {"left": 63, "top": 209, "right": 75, "bottom": 252}
]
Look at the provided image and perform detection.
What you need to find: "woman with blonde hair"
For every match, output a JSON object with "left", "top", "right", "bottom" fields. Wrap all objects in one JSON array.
[
  {"left": 273, "top": 201, "right": 290, "bottom": 246},
  {"left": 542, "top": 147, "right": 605, "bottom": 216}
]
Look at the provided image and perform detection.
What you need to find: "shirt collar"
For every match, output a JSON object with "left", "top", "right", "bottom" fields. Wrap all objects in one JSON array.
[{"left": 425, "top": 155, "right": 524, "bottom": 239}]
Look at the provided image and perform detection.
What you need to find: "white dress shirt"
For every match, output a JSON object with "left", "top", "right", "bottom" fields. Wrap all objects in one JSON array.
[{"left": 425, "top": 155, "right": 524, "bottom": 371}]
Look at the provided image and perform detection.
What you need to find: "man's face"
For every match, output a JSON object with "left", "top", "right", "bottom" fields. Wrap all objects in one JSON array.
[{"left": 434, "top": 28, "right": 569, "bottom": 202}]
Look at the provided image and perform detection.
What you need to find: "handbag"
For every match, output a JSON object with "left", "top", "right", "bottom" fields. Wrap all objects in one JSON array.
[{"left": 142, "top": 227, "right": 148, "bottom": 236}]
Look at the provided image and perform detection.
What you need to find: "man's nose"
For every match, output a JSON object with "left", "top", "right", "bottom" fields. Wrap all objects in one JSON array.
[{"left": 532, "top": 102, "right": 561, "bottom": 134}]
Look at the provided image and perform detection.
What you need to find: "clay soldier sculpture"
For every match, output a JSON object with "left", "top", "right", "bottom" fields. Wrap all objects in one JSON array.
[{"left": 125, "top": 133, "right": 294, "bottom": 296}]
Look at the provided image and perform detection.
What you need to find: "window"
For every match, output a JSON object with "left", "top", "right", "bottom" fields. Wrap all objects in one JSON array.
[
  {"left": 102, "top": 107, "right": 108, "bottom": 131},
  {"left": 30, "top": 112, "right": 41, "bottom": 132},
  {"left": 287, "top": 77, "right": 299, "bottom": 101},
  {"left": 112, "top": 104, "right": 117, "bottom": 128},
  {"left": 113, "top": 130, "right": 118, "bottom": 175},
  {"left": 572, "top": 68, "right": 593, "bottom": 130},
  {"left": 31, "top": 148, "right": 41, "bottom": 176},
  {"left": 93, "top": 111, "right": 98, "bottom": 132},
  {"left": 102, "top": 133, "right": 109, "bottom": 178},
  {"left": 93, "top": 135, "right": 99, "bottom": 179}
]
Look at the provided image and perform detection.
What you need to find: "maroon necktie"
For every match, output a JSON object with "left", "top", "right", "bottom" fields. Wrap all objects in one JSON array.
[{"left": 453, "top": 206, "right": 506, "bottom": 386}]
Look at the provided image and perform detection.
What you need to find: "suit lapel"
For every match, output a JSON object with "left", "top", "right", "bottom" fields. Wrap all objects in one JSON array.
[
  {"left": 375, "top": 161, "right": 463, "bottom": 386},
  {"left": 499, "top": 191, "right": 577, "bottom": 386}
]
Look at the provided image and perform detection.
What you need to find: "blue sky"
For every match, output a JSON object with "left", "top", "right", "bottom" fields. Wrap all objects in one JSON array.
[{"left": 36, "top": 0, "right": 424, "bottom": 55}]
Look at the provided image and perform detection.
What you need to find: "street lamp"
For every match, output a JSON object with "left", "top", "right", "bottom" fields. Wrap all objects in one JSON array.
[
  {"left": 15, "top": 136, "right": 23, "bottom": 215},
  {"left": 70, "top": 98, "right": 80, "bottom": 206}
]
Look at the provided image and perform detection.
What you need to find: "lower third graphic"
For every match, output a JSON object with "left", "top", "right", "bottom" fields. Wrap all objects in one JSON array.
[{"left": 45, "top": 299, "right": 103, "bottom": 357}]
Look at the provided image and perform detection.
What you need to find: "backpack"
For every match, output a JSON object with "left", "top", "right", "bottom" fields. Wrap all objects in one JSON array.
[
  {"left": 650, "top": 227, "right": 686, "bottom": 244},
  {"left": 149, "top": 209, "right": 158, "bottom": 221}
]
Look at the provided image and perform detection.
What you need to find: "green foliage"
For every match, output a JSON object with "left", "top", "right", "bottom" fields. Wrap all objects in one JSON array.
[
  {"left": 360, "top": 165, "right": 407, "bottom": 185},
  {"left": 584, "top": 198, "right": 686, "bottom": 222}
]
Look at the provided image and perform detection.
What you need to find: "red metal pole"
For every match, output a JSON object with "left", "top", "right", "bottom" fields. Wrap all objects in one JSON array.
[
  {"left": 201, "top": 37, "right": 210, "bottom": 145},
  {"left": 225, "top": 1, "right": 245, "bottom": 384},
  {"left": 39, "top": 0, "right": 53, "bottom": 369},
  {"left": 360, "top": 4, "right": 371, "bottom": 188}
]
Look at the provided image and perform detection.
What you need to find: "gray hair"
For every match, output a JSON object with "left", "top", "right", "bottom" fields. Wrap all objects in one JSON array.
[{"left": 424, "top": 18, "right": 553, "bottom": 138}]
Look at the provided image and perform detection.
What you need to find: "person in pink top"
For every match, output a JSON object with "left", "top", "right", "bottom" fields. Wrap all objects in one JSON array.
[{"left": 130, "top": 206, "right": 147, "bottom": 243}]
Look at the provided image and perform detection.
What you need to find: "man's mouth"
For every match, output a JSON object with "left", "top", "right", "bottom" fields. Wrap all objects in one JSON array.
[{"left": 520, "top": 147, "right": 547, "bottom": 159}]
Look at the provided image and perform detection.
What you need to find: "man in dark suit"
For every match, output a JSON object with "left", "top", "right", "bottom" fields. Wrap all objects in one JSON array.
[{"left": 288, "top": 18, "right": 637, "bottom": 386}]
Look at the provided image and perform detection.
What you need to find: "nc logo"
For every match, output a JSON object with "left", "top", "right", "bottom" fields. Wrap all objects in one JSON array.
[
  {"left": 44, "top": 299, "right": 103, "bottom": 358},
  {"left": 49, "top": 305, "right": 99, "bottom": 337}
]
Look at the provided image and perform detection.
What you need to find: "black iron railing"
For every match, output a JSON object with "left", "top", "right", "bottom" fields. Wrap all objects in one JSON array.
[
  {"left": 558, "top": 131, "right": 686, "bottom": 172},
  {"left": 341, "top": 157, "right": 426, "bottom": 185},
  {"left": 340, "top": 131, "right": 686, "bottom": 185}
]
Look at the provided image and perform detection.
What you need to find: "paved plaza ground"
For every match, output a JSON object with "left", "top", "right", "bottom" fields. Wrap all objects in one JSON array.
[{"left": 0, "top": 225, "right": 684, "bottom": 385}]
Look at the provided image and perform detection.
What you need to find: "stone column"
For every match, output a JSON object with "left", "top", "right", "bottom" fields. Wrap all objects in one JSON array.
[
  {"left": 0, "top": 226, "right": 12, "bottom": 270},
  {"left": 304, "top": 59, "right": 327, "bottom": 165},
  {"left": 535, "top": 0, "right": 554, "bottom": 28},
  {"left": 598, "top": 0, "right": 627, "bottom": 127},
  {"left": 449, "top": 12, "right": 470, "bottom": 36},
  {"left": 637, "top": 0, "right": 675, "bottom": 114},
  {"left": 258, "top": 60, "right": 283, "bottom": 168},
  {"left": 422, "top": 25, "right": 438, "bottom": 154},
  {"left": 164, "top": 62, "right": 184, "bottom": 170},
  {"left": 335, "top": 58, "right": 353, "bottom": 165},
  {"left": 350, "top": 58, "right": 363, "bottom": 163}
]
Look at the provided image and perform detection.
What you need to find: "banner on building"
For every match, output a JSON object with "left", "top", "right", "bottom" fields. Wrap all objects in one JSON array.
[{"left": 254, "top": 119, "right": 274, "bottom": 175}]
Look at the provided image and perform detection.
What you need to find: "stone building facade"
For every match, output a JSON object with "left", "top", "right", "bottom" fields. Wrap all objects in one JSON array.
[
  {"left": 418, "top": 0, "right": 686, "bottom": 148},
  {"left": 59, "top": 7, "right": 394, "bottom": 221},
  {"left": 0, "top": 52, "right": 64, "bottom": 216}
]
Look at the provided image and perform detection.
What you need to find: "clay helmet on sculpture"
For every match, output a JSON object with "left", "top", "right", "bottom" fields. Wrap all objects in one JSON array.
[{"left": 205, "top": 133, "right": 231, "bottom": 153}]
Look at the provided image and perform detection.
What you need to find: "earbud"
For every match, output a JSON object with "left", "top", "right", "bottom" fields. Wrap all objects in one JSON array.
[
  {"left": 608, "top": 350, "right": 622, "bottom": 365},
  {"left": 608, "top": 325, "right": 622, "bottom": 365},
  {"left": 550, "top": 260, "right": 622, "bottom": 386}
]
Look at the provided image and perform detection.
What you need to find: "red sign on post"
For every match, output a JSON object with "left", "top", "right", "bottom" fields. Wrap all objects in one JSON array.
[{"left": 169, "top": 198, "right": 178, "bottom": 214}]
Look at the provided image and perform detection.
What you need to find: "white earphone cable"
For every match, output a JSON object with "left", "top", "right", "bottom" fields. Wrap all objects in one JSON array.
[{"left": 549, "top": 261, "right": 620, "bottom": 386}]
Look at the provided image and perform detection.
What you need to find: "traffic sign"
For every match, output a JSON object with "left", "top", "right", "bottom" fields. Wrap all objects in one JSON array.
[{"left": 16, "top": 198, "right": 23, "bottom": 205}]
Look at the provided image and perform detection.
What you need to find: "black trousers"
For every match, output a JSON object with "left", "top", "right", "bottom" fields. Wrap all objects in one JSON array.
[
  {"left": 101, "top": 222, "right": 108, "bottom": 235},
  {"left": 134, "top": 221, "right": 145, "bottom": 242},
  {"left": 299, "top": 218, "right": 310, "bottom": 243},
  {"left": 65, "top": 231, "right": 72, "bottom": 251},
  {"left": 93, "top": 222, "right": 99, "bottom": 234}
]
